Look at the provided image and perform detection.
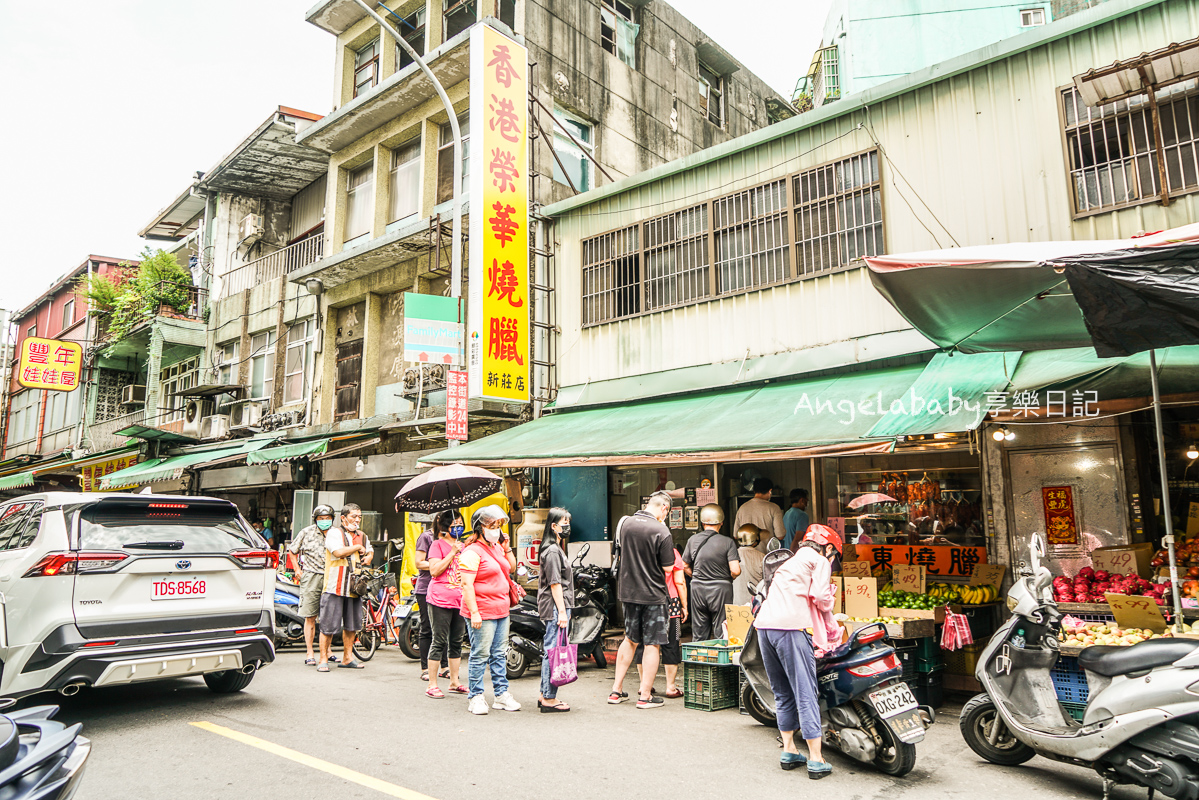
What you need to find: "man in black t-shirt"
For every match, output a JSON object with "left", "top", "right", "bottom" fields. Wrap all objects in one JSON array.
[
  {"left": 609, "top": 491, "right": 674, "bottom": 710},
  {"left": 682, "top": 504, "right": 741, "bottom": 642}
]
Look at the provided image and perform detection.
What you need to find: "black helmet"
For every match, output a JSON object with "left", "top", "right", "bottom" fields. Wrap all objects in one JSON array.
[{"left": 312, "top": 504, "right": 336, "bottom": 521}]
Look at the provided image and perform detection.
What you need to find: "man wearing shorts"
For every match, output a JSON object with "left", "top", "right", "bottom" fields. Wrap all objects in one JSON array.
[
  {"left": 317, "top": 504, "right": 373, "bottom": 671},
  {"left": 610, "top": 492, "right": 675, "bottom": 709},
  {"left": 286, "top": 504, "right": 336, "bottom": 666}
]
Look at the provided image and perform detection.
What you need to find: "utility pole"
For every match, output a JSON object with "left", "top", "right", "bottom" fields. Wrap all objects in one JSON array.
[{"left": 355, "top": 0, "right": 464, "bottom": 446}]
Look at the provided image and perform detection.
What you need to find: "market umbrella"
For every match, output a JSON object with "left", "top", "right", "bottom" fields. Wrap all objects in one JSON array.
[
  {"left": 847, "top": 492, "right": 898, "bottom": 510},
  {"left": 867, "top": 222, "right": 1199, "bottom": 620},
  {"left": 394, "top": 463, "right": 502, "bottom": 514}
]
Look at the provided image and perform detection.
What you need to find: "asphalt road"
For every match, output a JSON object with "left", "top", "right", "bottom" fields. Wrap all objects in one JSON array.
[{"left": 33, "top": 644, "right": 1148, "bottom": 800}]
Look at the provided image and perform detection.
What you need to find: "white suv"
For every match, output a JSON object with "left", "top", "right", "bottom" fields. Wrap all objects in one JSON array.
[{"left": 0, "top": 492, "right": 277, "bottom": 699}]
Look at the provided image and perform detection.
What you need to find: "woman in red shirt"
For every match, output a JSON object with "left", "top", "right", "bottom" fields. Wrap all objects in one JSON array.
[{"left": 459, "top": 505, "right": 520, "bottom": 716}]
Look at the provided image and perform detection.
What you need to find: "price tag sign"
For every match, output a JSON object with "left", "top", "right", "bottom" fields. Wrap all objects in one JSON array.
[
  {"left": 723, "top": 604, "right": 754, "bottom": 645},
  {"left": 832, "top": 577, "right": 844, "bottom": 615},
  {"left": 893, "top": 564, "right": 926, "bottom": 594},
  {"left": 844, "top": 577, "right": 878, "bottom": 620},
  {"left": 842, "top": 561, "right": 872, "bottom": 578},
  {"left": 1093, "top": 549, "right": 1137, "bottom": 576},
  {"left": 970, "top": 563, "right": 1006, "bottom": 588},
  {"left": 1106, "top": 592, "right": 1167, "bottom": 633}
]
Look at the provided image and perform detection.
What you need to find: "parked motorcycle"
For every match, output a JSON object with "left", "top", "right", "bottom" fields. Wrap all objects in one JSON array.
[
  {"left": 960, "top": 535, "right": 1199, "bottom": 799},
  {"left": 273, "top": 574, "right": 306, "bottom": 648},
  {"left": 0, "top": 701, "right": 90, "bottom": 799},
  {"left": 394, "top": 593, "right": 420, "bottom": 660},
  {"left": 740, "top": 620, "right": 932, "bottom": 776},
  {"left": 507, "top": 543, "right": 611, "bottom": 679}
]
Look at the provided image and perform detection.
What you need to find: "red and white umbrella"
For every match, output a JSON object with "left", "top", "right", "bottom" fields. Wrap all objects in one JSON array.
[{"left": 847, "top": 492, "right": 898, "bottom": 510}]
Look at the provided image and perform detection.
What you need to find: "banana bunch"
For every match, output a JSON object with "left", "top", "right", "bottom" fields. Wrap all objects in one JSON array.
[{"left": 928, "top": 582, "right": 997, "bottom": 604}]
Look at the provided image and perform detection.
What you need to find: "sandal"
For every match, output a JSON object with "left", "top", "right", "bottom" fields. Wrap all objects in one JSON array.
[
  {"left": 538, "top": 700, "right": 570, "bottom": 713},
  {"left": 420, "top": 670, "right": 429, "bottom": 681},
  {"left": 438, "top": 668, "right": 450, "bottom": 678},
  {"left": 317, "top": 663, "right": 330, "bottom": 673},
  {"left": 425, "top": 687, "right": 446, "bottom": 699},
  {"left": 304, "top": 658, "right": 317, "bottom": 666},
  {"left": 338, "top": 660, "right": 366, "bottom": 669},
  {"left": 449, "top": 685, "right": 467, "bottom": 694},
  {"left": 663, "top": 688, "right": 684, "bottom": 699}
]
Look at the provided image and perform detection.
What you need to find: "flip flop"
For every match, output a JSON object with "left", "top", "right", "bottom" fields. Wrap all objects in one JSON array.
[
  {"left": 438, "top": 668, "right": 451, "bottom": 678},
  {"left": 449, "top": 685, "right": 468, "bottom": 694},
  {"left": 420, "top": 671, "right": 429, "bottom": 681},
  {"left": 304, "top": 658, "right": 317, "bottom": 666},
  {"left": 663, "top": 688, "right": 684, "bottom": 699},
  {"left": 338, "top": 660, "right": 366, "bottom": 669},
  {"left": 426, "top": 687, "right": 446, "bottom": 699},
  {"left": 538, "top": 701, "right": 570, "bottom": 713},
  {"left": 317, "top": 663, "right": 330, "bottom": 673}
]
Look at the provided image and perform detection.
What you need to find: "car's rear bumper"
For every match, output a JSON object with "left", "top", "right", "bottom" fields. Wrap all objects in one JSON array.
[{"left": 9, "top": 610, "right": 275, "bottom": 698}]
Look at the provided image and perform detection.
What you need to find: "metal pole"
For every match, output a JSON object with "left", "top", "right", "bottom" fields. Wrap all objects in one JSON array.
[
  {"left": 1149, "top": 349, "right": 1184, "bottom": 622},
  {"left": 355, "top": 0, "right": 463, "bottom": 447}
]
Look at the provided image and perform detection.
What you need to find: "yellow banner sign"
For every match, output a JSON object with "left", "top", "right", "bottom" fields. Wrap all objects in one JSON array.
[
  {"left": 79, "top": 453, "right": 140, "bottom": 492},
  {"left": 17, "top": 336, "right": 82, "bottom": 391},
  {"left": 468, "top": 24, "right": 529, "bottom": 403}
]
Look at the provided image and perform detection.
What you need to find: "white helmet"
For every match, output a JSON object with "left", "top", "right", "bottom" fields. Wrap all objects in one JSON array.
[{"left": 699, "top": 503, "right": 724, "bottom": 526}]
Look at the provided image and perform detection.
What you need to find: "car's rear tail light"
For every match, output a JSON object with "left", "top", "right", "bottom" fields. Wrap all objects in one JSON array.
[
  {"left": 847, "top": 653, "right": 901, "bottom": 677},
  {"left": 231, "top": 549, "right": 280, "bottom": 569},
  {"left": 23, "top": 552, "right": 128, "bottom": 577}
]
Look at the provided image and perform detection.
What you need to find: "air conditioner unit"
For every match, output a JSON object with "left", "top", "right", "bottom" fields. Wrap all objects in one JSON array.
[
  {"left": 200, "top": 415, "right": 230, "bottom": 440},
  {"left": 238, "top": 213, "right": 264, "bottom": 245},
  {"left": 229, "top": 400, "right": 265, "bottom": 431},
  {"left": 182, "top": 398, "right": 214, "bottom": 439},
  {"left": 120, "top": 385, "right": 146, "bottom": 407}
]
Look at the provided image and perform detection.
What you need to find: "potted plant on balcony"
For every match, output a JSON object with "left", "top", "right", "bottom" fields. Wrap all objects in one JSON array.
[{"left": 77, "top": 248, "right": 197, "bottom": 347}]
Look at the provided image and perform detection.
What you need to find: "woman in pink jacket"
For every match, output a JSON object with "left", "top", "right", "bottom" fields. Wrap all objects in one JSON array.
[{"left": 753, "top": 524, "right": 843, "bottom": 779}]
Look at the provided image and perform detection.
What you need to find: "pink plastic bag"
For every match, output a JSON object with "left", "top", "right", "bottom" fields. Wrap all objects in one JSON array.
[{"left": 548, "top": 628, "right": 578, "bottom": 687}]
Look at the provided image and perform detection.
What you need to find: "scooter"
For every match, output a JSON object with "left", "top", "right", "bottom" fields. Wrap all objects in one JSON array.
[
  {"left": 740, "top": 620, "right": 933, "bottom": 776},
  {"left": 0, "top": 701, "right": 90, "bottom": 800},
  {"left": 273, "top": 574, "right": 306, "bottom": 648},
  {"left": 507, "top": 543, "right": 610, "bottom": 679},
  {"left": 960, "top": 535, "right": 1199, "bottom": 799}
]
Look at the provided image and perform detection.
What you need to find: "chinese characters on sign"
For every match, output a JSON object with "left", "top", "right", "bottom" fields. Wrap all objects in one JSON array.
[
  {"left": 79, "top": 454, "right": 140, "bottom": 492},
  {"left": 983, "top": 390, "right": 1099, "bottom": 418},
  {"left": 854, "top": 544, "right": 988, "bottom": 578},
  {"left": 446, "top": 370, "right": 468, "bottom": 441},
  {"left": 468, "top": 25, "right": 529, "bottom": 403},
  {"left": 1042, "top": 485, "right": 1079, "bottom": 545},
  {"left": 17, "top": 337, "right": 82, "bottom": 391}
]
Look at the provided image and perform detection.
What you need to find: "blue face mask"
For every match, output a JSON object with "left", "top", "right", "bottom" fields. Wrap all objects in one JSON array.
[
  {"left": 449, "top": 524, "right": 466, "bottom": 539},
  {"left": 316, "top": 519, "right": 333, "bottom": 531}
]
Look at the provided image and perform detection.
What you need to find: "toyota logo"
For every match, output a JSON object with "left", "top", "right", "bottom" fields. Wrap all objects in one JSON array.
[{"left": 175, "top": 560, "right": 192, "bottom": 571}]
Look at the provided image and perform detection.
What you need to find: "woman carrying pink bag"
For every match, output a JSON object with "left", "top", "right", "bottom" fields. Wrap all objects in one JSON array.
[{"left": 537, "top": 508, "right": 575, "bottom": 712}]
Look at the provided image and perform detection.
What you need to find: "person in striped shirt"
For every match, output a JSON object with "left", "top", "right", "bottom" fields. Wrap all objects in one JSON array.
[{"left": 317, "top": 504, "right": 374, "bottom": 671}]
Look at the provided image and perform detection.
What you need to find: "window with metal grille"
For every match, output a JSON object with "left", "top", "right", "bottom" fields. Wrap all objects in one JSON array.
[
  {"left": 393, "top": 8, "right": 426, "bottom": 71},
  {"left": 582, "top": 226, "right": 640, "bottom": 326},
  {"left": 820, "top": 46, "right": 840, "bottom": 101},
  {"left": 793, "top": 150, "right": 882, "bottom": 276},
  {"left": 714, "top": 179, "right": 790, "bottom": 293},
  {"left": 645, "top": 205, "right": 709, "bottom": 311},
  {"left": 1061, "top": 82, "right": 1199, "bottom": 215},
  {"left": 353, "top": 39, "right": 380, "bottom": 98}
]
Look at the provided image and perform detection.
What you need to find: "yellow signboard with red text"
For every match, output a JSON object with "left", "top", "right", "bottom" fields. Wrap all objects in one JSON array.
[
  {"left": 468, "top": 24, "right": 529, "bottom": 403},
  {"left": 79, "top": 453, "right": 140, "bottom": 492},
  {"left": 17, "top": 337, "right": 82, "bottom": 391}
]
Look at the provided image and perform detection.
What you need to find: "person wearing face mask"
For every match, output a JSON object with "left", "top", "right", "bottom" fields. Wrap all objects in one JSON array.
[
  {"left": 317, "top": 503, "right": 373, "bottom": 671},
  {"left": 287, "top": 505, "right": 338, "bottom": 666},
  {"left": 753, "top": 524, "right": 845, "bottom": 779},
  {"left": 536, "top": 508, "right": 574, "bottom": 712},
  {"left": 425, "top": 509, "right": 468, "bottom": 698},
  {"left": 459, "top": 505, "right": 520, "bottom": 715}
]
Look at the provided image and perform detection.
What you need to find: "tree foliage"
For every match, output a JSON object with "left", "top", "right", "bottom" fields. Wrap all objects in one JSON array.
[{"left": 76, "top": 248, "right": 195, "bottom": 347}]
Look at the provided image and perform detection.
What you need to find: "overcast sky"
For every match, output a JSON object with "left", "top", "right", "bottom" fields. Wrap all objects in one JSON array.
[{"left": 0, "top": 0, "right": 830, "bottom": 315}]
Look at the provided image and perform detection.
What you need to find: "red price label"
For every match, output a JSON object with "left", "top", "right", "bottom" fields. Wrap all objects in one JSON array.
[{"left": 854, "top": 583, "right": 870, "bottom": 596}]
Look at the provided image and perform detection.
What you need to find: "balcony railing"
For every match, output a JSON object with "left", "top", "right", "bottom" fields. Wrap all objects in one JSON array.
[
  {"left": 95, "top": 282, "right": 208, "bottom": 347},
  {"left": 87, "top": 409, "right": 146, "bottom": 453},
  {"left": 221, "top": 233, "right": 325, "bottom": 299}
]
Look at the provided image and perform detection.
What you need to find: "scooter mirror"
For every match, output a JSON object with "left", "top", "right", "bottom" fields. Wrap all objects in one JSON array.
[
  {"left": 516, "top": 565, "right": 529, "bottom": 578},
  {"left": 1028, "top": 534, "right": 1045, "bottom": 573},
  {"left": 578, "top": 543, "right": 590, "bottom": 559}
]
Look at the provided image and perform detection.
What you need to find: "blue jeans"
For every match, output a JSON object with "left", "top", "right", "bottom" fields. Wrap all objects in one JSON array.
[
  {"left": 467, "top": 615, "right": 510, "bottom": 699},
  {"left": 759, "top": 628, "right": 822, "bottom": 740},
  {"left": 540, "top": 608, "right": 571, "bottom": 700}
]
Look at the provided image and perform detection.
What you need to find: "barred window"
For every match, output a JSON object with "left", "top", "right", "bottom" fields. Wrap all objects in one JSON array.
[
  {"left": 1062, "top": 82, "right": 1199, "bottom": 215},
  {"left": 793, "top": 150, "right": 881, "bottom": 276},
  {"left": 582, "top": 226, "right": 640, "bottom": 326},
  {"left": 645, "top": 205, "right": 709, "bottom": 311},
  {"left": 713, "top": 180, "right": 789, "bottom": 293}
]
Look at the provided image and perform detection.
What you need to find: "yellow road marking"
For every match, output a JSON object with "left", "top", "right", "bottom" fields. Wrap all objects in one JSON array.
[{"left": 190, "top": 721, "right": 439, "bottom": 800}]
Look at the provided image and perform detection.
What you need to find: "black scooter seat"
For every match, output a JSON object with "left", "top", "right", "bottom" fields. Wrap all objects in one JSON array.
[{"left": 1077, "top": 637, "right": 1199, "bottom": 677}]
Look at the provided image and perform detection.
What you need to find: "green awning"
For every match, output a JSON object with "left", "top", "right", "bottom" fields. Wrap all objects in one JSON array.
[
  {"left": 421, "top": 364, "right": 929, "bottom": 467},
  {"left": 0, "top": 470, "right": 36, "bottom": 491},
  {"left": 247, "top": 439, "right": 329, "bottom": 465},
  {"left": 865, "top": 351, "right": 1019, "bottom": 438},
  {"left": 99, "top": 440, "right": 272, "bottom": 490}
]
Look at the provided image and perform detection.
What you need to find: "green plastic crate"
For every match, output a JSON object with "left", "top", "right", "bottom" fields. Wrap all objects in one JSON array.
[
  {"left": 914, "top": 636, "right": 940, "bottom": 661},
  {"left": 681, "top": 638, "right": 741, "bottom": 665},
  {"left": 684, "top": 662, "right": 740, "bottom": 711},
  {"left": 1061, "top": 700, "right": 1086, "bottom": 722}
]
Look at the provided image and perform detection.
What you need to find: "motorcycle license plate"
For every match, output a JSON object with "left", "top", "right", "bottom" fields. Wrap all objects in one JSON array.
[
  {"left": 393, "top": 603, "right": 412, "bottom": 619},
  {"left": 868, "top": 682, "right": 918, "bottom": 719},
  {"left": 151, "top": 577, "right": 207, "bottom": 600}
]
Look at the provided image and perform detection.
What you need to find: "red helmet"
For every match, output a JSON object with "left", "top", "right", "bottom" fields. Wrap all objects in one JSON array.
[{"left": 804, "top": 524, "right": 843, "bottom": 555}]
